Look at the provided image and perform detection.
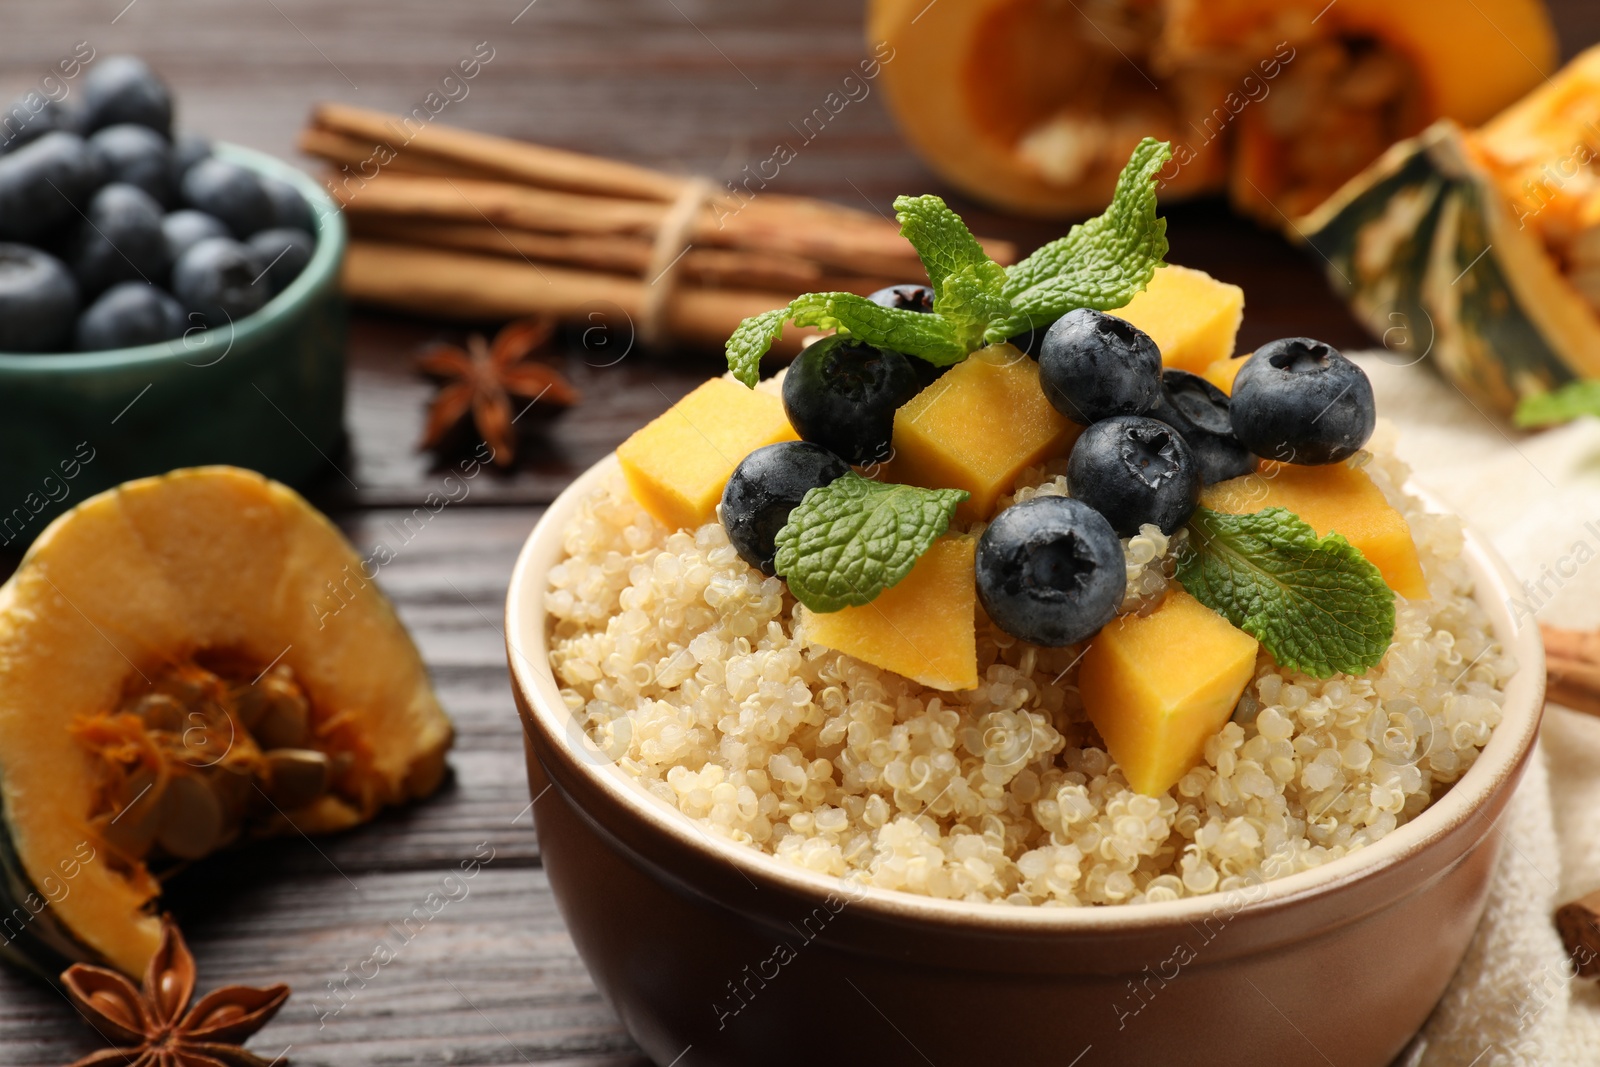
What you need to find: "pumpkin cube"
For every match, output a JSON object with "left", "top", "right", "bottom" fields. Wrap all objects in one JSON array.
[
  {"left": 1201, "top": 462, "right": 1430, "bottom": 600},
  {"left": 617, "top": 378, "right": 797, "bottom": 531},
  {"left": 888, "top": 345, "right": 1078, "bottom": 523},
  {"left": 803, "top": 536, "right": 977, "bottom": 691},
  {"left": 1115, "top": 265, "right": 1245, "bottom": 374},
  {"left": 1079, "top": 589, "right": 1259, "bottom": 796},
  {"left": 1201, "top": 355, "right": 1249, "bottom": 395}
]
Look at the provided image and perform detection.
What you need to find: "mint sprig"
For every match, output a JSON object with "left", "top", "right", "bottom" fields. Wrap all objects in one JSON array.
[
  {"left": 723, "top": 139, "right": 1172, "bottom": 386},
  {"left": 774, "top": 472, "right": 967, "bottom": 613},
  {"left": 1175, "top": 507, "right": 1395, "bottom": 678},
  {"left": 1512, "top": 379, "right": 1600, "bottom": 429},
  {"left": 986, "top": 138, "right": 1171, "bottom": 341}
]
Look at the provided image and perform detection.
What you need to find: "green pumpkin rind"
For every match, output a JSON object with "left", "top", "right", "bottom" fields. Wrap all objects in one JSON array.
[{"left": 1299, "top": 120, "right": 1600, "bottom": 413}]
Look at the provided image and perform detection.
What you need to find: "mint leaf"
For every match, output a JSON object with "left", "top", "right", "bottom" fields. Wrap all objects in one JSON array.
[
  {"left": 726, "top": 307, "right": 793, "bottom": 387},
  {"left": 986, "top": 138, "right": 1172, "bottom": 342},
  {"left": 893, "top": 194, "right": 1007, "bottom": 298},
  {"left": 789, "top": 292, "right": 967, "bottom": 366},
  {"left": 774, "top": 472, "right": 968, "bottom": 613},
  {"left": 933, "top": 264, "right": 1012, "bottom": 351},
  {"left": 1176, "top": 506, "right": 1395, "bottom": 678},
  {"left": 1513, "top": 379, "right": 1600, "bottom": 428}
]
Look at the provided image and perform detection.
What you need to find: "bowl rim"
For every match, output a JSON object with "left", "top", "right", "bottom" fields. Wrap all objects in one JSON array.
[
  {"left": 506, "top": 452, "right": 1546, "bottom": 933},
  {"left": 0, "top": 141, "right": 346, "bottom": 368}
]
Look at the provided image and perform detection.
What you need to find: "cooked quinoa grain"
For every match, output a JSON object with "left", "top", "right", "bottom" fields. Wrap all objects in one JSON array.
[{"left": 545, "top": 446, "right": 1513, "bottom": 905}]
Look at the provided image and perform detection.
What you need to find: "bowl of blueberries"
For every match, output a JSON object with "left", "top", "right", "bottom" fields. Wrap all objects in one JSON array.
[{"left": 0, "top": 54, "right": 345, "bottom": 545}]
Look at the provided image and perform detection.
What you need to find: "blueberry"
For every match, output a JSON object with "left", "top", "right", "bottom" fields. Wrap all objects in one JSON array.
[
  {"left": 721, "top": 441, "right": 850, "bottom": 575},
  {"left": 246, "top": 227, "right": 314, "bottom": 294},
  {"left": 1067, "top": 415, "right": 1200, "bottom": 536},
  {"left": 161, "top": 209, "right": 230, "bottom": 266},
  {"left": 180, "top": 158, "right": 272, "bottom": 238},
  {"left": 169, "top": 133, "right": 211, "bottom": 184},
  {"left": 88, "top": 124, "right": 173, "bottom": 205},
  {"left": 1229, "top": 338, "right": 1376, "bottom": 465},
  {"left": 261, "top": 176, "right": 316, "bottom": 233},
  {"left": 976, "top": 496, "right": 1125, "bottom": 647},
  {"left": 781, "top": 336, "right": 920, "bottom": 465},
  {"left": 74, "top": 281, "right": 186, "bottom": 351},
  {"left": 0, "top": 244, "right": 79, "bottom": 352},
  {"left": 67, "top": 183, "right": 167, "bottom": 297},
  {"left": 1038, "top": 309, "right": 1162, "bottom": 425},
  {"left": 171, "top": 236, "right": 266, "bottom": 327},
  {"left": 81, "top": 55, "right": 173, "bottom": 136},
  {"left": 0, "top": 94, "right": 76, "bottom": 155},
  {"left": 0, "top": 132, "right": 105, "bottom": 241},
  {"left": 867, "top": 283, "right": 934, "bottom": 314},
  {"left": 1152, "top": 370, "right": 1256, "bottom": 485}
]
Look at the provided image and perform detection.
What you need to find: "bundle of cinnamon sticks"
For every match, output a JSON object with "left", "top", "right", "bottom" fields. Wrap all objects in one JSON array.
[{"left": 299, "top": 103, "right": 1016, "bottom": 353}]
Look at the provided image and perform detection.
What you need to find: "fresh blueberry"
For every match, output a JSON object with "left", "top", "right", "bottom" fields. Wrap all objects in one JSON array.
[
  {"left": 66, "top": 183, "right": 167, "bottom": 297},
  {"left": 169, "top": 133, "right": 211, "bottom": 184},
  {"left": 0, "top": 94, "right": 75, "bottom": 155},
  {"left": 181, "top": 157, "right": 272, "bottom": 238},
  {"left": 0, "top": 132, "right": 105, "bottom": 241},
  {"left": 171, "top": 236, "right": 266, "bottom": 327},
  {"left": 161, "top": 209, "right": 230, "bottom": 267},
  {"left": 1229, "top": 338, "right": 1376, "bottom": 465},
  {"left": 261, "top": 176, "right": 316, "bottom": 233},
  {"left": 976, "top": 496, "right": 1125, "bottom": 647},
  {"left": 0, "top": 244, "right": 79, "bottom": 352},
  {"left": 1038, "top": 309, "right": 1162, "bottom": 425},
  {"left": 781, "top": 336, "right": 920, "bottom": 465},
  {"left": 1067, "top": 415, "right": 1201, "bottom": 536},
  {"left": 74, "top": 281, "right": 186, "bottom": 350},
  {"left": 1152, "top": 370, "right": 1257, "bottom": 485},
  {"left": 88, "top": 124, "right": 173, "bottom": 205},
  {"left": 867, "top": 283, "right": 934, "bottom": 314},
  {"left": 246, "top": 227, "right": 314, "bottom": 294},
  {"left": 81, "top": 55, "right": 173, "bottom": 136},
  {"left": 721, "top": 441, "right": 850, "bottom": 575}
]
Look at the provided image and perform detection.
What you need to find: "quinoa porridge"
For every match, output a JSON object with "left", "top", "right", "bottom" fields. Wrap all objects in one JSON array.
[{"left": 544, "top": 429, "right": 1514, "bottom": 907}]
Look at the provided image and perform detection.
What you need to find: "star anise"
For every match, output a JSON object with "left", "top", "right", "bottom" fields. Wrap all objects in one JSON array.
[
  {"left": 61, "top": 916, "right": 290, "bottom": 1067},
  {"left": 416, "top": 315, "right": 580, "bottom": 467}
]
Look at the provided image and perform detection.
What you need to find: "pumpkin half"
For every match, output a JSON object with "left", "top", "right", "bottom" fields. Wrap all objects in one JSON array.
[
  {"left": 868, "top": 0, "right": 1556, "bottom": 223},
  {"left": 0, "top": 467, "right": 452, "bottom": 979}
]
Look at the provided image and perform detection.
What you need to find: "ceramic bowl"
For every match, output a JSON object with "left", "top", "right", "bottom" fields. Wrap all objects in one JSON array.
[
  {"left": 506, "top": 456, "right": 1544, "bottom": 1067},
  {"left": 0, "top": 143, "right": 345, "bottom": 548}
]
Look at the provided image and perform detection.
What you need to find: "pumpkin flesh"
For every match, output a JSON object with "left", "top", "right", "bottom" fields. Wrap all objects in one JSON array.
[{"left": 0, "top": 468, "right": 452, "bottom": 978}]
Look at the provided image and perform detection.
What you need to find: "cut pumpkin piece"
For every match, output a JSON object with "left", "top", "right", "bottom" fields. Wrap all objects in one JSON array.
[
  {"left": 618, "top": 377, "right": 796, "bottom": 532},
  {"left": 802, "top": 536, "right": 977, "bottom": 692},
  {"left": 1114, "top": 265, "right": 1244, "bottom": 373},
  {"left": 888, "top": 344, "right": 1078, "bottom": 523},
  {"left": 1201, "top": 461, "right": 1429, "bottom": 600},
  {"left": 1079, "top": 589, "right": 1259, "bottom": 796},
  {"left": 867, "top": 0, "right": 1554, "bottom": 221},
  {"left": 0, "top": 467, "right": 451, "bottom": 980},
  {"left": 1201, "top": 355, "right": 1250, "bottom": 395}
]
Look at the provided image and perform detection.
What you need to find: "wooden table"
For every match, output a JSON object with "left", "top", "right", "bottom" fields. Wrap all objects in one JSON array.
[{"left": 0, "top": 2, "right": 1594, "bottom": 1064}]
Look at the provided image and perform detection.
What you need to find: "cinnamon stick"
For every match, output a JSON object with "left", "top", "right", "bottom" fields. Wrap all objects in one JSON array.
[
  {"left": 1556, "top": 888, "right": 1600, "bottom": 978},
  {"left": 342, "top": 240, "right": 820, "bottom": 353},
  {"left": 1541, "top": 625, "right": 1600, "bottom": 717},
  {"left": 345, "top": 216, "right": 897, "bottom": 294}
]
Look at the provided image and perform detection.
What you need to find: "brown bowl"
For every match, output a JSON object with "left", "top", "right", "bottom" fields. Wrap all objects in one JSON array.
[{"left": 506, "top": 456, "right": 1545, "bottom": 1067}]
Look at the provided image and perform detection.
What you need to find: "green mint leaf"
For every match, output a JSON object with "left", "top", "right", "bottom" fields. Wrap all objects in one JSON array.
[
  {"left": 986, "top": 138, "right": 1172, "bottom": 342},
  {"left": 726, "top": 307, "right": 794, "bottom": 387},
  {"left": 789, "top": 292, "right": 967, "bottom": 366},
  {"left": 935, "top": 264, "right": 1013, "bottom": 351},
  {"left": 1175, "top": 506, "right": 1395, "bottom": 679},
  {"left": 893, "top": 194, "right": 1007, "bottom": 298},
  {"left": 1512, "top": 379, "right": 1600, "bottom": 428},
  {"left": 774, "top": 471, "right": 968, "bottom": 613}
]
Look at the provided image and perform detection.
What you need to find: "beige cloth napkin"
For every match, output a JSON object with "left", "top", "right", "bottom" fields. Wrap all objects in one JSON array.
[{"left": 1346, "top": 355, "right": 1600, "bottom": 1066}]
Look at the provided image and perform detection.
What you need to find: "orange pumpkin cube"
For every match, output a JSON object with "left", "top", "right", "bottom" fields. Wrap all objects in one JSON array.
[{"left": 1114, "top": 264, "right": 1245, "bottom": 374}]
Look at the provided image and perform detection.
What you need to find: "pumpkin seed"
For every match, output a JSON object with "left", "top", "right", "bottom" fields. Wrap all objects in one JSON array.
[
  {"left": 130, "top": 693, "right": 185, "bottom": 734},
  {"left": 262, "top": 748, "right": 329, "bottom": 810},
  {"left": 246, "top": 684, "right": 310, "bottom": 751},
  {"left": 101, "top": 768, "right": 162, "bottom": 858},
  {"left": 155, "top": 774, "right": 224, "bottom": 860}
]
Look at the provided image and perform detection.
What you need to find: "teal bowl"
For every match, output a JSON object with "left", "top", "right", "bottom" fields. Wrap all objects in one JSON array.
[{"left": 0, "top": 143, "right": 346, "bottom": 548}]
